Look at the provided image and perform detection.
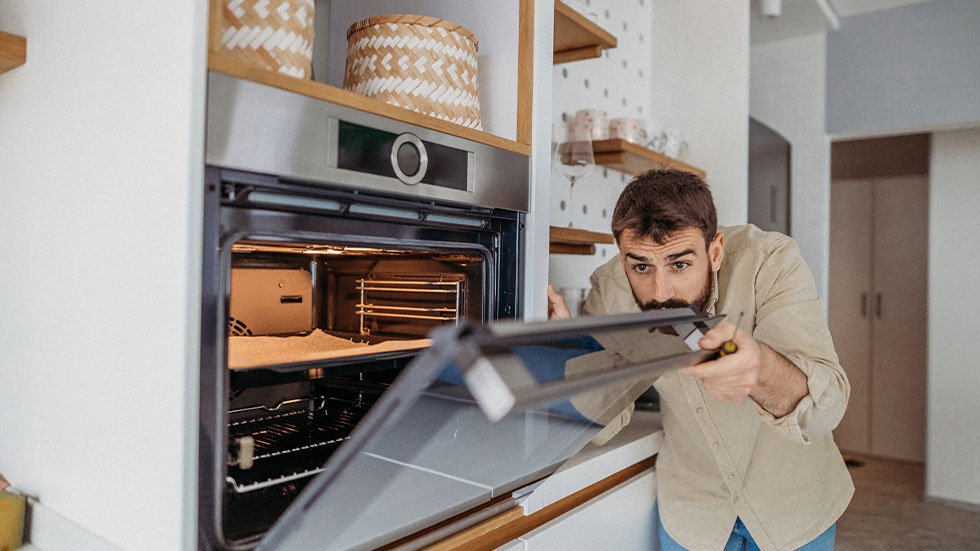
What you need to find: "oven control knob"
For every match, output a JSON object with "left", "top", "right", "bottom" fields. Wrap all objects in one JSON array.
[{"left": 391, "top": 133, "right": 428, "bottom": 186}]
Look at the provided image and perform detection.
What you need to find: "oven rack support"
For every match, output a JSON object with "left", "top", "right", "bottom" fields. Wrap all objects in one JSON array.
[{"left": 357, "top": 278, "right": 464, "bottom": 334}]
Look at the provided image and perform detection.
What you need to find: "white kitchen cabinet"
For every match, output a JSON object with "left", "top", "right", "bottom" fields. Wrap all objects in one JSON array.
[
  {"left": 519, "top": 468, "right": 657, "bottom": 551},
  {"left": 829, "top": 176, "right": 929, "bottom": 462}
]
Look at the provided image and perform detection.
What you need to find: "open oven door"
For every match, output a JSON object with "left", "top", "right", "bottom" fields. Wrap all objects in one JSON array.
[{"left": 257, "top": 307, "right": 724, "bottom": 551}]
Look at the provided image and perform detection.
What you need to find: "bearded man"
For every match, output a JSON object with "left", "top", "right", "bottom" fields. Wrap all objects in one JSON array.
[{"left": 548, "top": 169, "right": 853, "bottom": 551}]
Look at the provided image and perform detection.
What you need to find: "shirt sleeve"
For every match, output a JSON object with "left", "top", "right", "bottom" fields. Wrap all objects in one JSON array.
[
  {"left": 750, "top": 236, "right": 850, "bottom": 444},
  {"left": 580, "top": 273, "right": 606, "bottom": 317}
]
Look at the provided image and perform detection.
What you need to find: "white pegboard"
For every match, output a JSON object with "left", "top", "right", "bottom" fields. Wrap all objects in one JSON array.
[{"left": 549, "top": 0, "right": 654, "bottom": 298}]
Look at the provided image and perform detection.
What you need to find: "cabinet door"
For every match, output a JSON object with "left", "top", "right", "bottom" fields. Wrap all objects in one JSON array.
[
  {"left": 521, "top": 469, "right": 657, "bottom": 551},
  {"left": 871, "top": 176, "right": 928, "bottom": 462},
  {"left": 829, "top": 179, "right": 874, "bottom": 454}
]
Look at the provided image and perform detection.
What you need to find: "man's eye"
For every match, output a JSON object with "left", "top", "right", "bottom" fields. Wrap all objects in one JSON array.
[
  {"left": 633, "top": 264, "right": 650, "bottom": 273},
  {"left": 672, "top": 262, "right": 690, "bottom": 270}
]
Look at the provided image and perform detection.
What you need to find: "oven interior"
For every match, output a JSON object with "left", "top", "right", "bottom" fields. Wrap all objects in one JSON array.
[{"left": 220, "top": 238, "right": 486, "bottom": 544}]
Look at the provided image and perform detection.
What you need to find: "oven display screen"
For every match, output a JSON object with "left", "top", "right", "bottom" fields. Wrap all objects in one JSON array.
[{"left": 336, "top": 121, "right": 469, "bottom": 191}]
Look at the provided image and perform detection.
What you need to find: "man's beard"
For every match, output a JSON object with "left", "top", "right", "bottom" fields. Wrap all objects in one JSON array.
[{"left": 633, "top": 265, "right": 714, "bottom": 314}]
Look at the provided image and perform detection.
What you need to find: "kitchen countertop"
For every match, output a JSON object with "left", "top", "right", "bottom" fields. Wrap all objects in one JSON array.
[{"left": 521, "top": 408, "right": 663, "bottom": 514}]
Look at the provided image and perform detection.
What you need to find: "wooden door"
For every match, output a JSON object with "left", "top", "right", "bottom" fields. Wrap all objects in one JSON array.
[
  {"left": 829, "top": 179, "right": 875, "bottom": 454},
  {"left": 870, "top": 176, "right": 928, "bottom": 462}
]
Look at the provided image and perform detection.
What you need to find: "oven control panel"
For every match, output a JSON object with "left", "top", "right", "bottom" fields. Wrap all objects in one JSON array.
[{"left": 336, "top": 121, "right": 467, "bottom": 191}]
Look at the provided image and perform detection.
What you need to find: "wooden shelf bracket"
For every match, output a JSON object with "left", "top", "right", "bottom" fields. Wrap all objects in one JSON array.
[{"left": 0, "top": 31, "right": 27, "bottom": 74}]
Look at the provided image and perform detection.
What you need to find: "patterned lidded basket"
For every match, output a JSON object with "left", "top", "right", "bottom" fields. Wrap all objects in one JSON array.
[
  {"left": 219, "top": 0, "right": 315, "bottom": 78},
  {"left": 344, "top": 15, "right": 482, "bottom": 130}
]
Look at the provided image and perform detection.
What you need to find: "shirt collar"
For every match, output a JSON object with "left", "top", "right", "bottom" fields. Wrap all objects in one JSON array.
[{"left": 705, "top": 270, "right": 720, "bottom": 316}]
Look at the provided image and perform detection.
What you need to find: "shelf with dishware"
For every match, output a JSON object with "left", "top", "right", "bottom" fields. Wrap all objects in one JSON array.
[
  {"left": 0, "top": 31, "right": 27, "bottom": 74},
  {"left": 207, "top": 0, "right": 533, "bottom": 156},
  {"left": 591, "top": 138, "right": 706, "bottom": 178},
  {"left": 553, "top": 0, "right": 618, "bottom": 64},
  {"left": 550, "top": 226, "right": 615, "bottom": 255}
]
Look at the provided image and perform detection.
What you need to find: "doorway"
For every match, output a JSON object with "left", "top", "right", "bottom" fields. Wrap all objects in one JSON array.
[
  {"left": 828, "top": 134, "right": 929, "bottom": 463},
  {"left": 748, "top": 118, "right": 791, "bottom": 235}
]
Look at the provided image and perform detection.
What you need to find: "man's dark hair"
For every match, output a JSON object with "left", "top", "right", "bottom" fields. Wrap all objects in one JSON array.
[{"left": 611, "top": 169, "right": 718, "bottom": 249}]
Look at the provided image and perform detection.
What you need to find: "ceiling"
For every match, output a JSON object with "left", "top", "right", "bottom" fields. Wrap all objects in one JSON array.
[
  {"left": 750, "top": 0, "right": 935, "bottom": 44},
  {"left": 829, "top": 0, "right": 933, "bottom": 17}
]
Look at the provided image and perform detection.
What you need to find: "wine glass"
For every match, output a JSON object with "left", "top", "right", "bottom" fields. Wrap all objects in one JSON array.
[{"left": 553, "top": 121, "right": 595, "bottom": 227}]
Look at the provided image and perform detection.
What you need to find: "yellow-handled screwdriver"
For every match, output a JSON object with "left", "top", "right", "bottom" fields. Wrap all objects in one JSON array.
[{"left": 717, "top": 312, "right": 744, "bottom": 358}]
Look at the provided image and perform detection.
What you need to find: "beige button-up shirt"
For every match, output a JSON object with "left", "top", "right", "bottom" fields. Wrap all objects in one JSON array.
[{"left": 581, "top": 224, "right": 854, "bottom": 551}]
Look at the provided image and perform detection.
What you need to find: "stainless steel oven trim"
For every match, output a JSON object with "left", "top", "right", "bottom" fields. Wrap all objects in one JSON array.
[{"left": 206, "top": 72, "right": 530, "bottom": 212}]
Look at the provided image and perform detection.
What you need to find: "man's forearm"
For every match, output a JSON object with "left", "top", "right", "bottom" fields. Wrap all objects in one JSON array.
[{"left": 749, "top": 345, "right": 809, "bottom": 417}]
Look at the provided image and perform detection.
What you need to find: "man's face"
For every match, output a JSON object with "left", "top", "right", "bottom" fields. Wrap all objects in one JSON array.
[{"left": 617, "top": 228, "right": 724, "bottom": 312}]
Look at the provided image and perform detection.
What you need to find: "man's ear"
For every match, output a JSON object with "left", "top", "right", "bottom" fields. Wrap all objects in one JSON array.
[{"left": 708, "top": 232, "right": 725, "bottom": 272}]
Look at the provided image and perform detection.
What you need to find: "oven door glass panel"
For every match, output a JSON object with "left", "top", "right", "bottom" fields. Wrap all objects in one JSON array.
[{"left": 257, "top": 308, "right": 722, "bottom": 551}]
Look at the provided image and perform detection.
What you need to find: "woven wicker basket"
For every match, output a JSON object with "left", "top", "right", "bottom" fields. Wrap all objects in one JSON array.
[
  {"left": 218, "top": 0, "right": 315, "bottom": 78},
  {"left": 344, "top": 15, "right": 482, "bottom": 130}
]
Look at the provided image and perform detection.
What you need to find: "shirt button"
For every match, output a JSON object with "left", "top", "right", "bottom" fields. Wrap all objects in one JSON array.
[{"left": 696, "top": 407, "right": 705, "bottom": 414}]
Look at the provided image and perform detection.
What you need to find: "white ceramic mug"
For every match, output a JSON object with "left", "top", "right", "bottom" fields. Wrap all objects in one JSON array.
[
  {"left": 572, "top": 109, "right": 609, "bottom": 141},
  {"left": 609, "top": 118, "right": 648, "bottom": 145},
  {"left": 659, "top": 128, "right": 688, "bottom": 159}
]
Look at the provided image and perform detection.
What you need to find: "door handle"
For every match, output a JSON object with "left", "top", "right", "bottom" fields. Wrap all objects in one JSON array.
[
  {"left": 875, "top": 292, "right": 882, "bottom": 319},
  {"left": 860, "top": 292, "right": 868, "bottom": 318}
]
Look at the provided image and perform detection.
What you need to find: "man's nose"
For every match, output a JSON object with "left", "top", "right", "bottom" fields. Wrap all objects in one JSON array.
[{"left": 651, "top": 271, "right": 673, "bottom": 302}]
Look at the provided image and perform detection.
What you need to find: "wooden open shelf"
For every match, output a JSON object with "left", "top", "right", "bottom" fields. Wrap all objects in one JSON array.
[
  {"left": 207, "top": 53, "right": 530, "bottom": 156},
  {"left": 550, "top": 226, "right": 615, "bottom": 255},
  {"left": 592, "top": 138, "right": 706, "bottom": 178},
  {"left": 207, "top": 0, "right": 534, "bottom": 155},
  {"left": 0, "top": 31, "right": 26, "bottom": 74},
  {"left": 553, "top": 0, "right": 617, "bottom": 64}
]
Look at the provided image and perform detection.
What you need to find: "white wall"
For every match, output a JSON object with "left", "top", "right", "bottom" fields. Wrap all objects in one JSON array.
[
  {"left": 649, "top": 0, "right": 750, "bottom": 227},
  {"left": 548, "top": 0, "right": 655, "bottom": 304},
  {"left": 0, "top": 2, "right": 206, "bottom": 550},
  {"left": 826, "top": 0, "right": 980, "bottom": 138},
  {"left": 926, "top": 128, "right": 980, "bottom": 507},
  {"left": 750, "top": 33, "right": 830, "bottom": 300},
  {"left": 548, "top": 1, "right": 751, "bottom": 308}
]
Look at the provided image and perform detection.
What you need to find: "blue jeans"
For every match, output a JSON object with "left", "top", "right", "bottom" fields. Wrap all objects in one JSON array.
[{"left": 658, "top": 511, "right": 836, "bottom": 551}]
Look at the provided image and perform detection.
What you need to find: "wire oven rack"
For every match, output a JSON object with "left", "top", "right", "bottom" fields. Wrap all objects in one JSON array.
[
  {"left": 226, "top": 380, "right": 384, "bottom": 493},
  {"left": 356, "top": 277, "right": 463, "bottom": 335}
]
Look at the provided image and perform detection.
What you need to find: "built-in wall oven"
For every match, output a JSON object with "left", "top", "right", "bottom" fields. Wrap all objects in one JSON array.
[
  {"left": 199, "top": 72, "right": 719, "bottom": 551},
  {"left": 199, "top": 70, "right": 528, "bottom": 549}
]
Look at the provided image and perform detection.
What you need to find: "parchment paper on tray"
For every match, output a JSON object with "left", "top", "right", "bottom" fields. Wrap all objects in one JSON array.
[{"left": 228, "top": 329, "right": 431, "bottom": 369}]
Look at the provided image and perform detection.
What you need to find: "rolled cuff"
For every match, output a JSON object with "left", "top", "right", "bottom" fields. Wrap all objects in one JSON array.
[{"left": 751, "top": 363, "right": 845, "bottom": 444}]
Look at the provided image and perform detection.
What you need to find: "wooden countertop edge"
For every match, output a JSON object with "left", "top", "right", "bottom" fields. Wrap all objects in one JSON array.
[
  {"left": 417, "top": 455, "right": 657, "bottom": 551},
  {"left": 206, "top": 52, "right": 531, "bottom": 157}
]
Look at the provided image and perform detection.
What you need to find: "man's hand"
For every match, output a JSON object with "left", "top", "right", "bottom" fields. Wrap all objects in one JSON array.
[
  {"left": 683, "top": 320, "right": 763, "bottom": 402},
  {"left": 547, "top": 284, "right": 571, "bottom": 319},
  {"left": 683, "top": 320, "right": 809, "bottom": 417}
]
